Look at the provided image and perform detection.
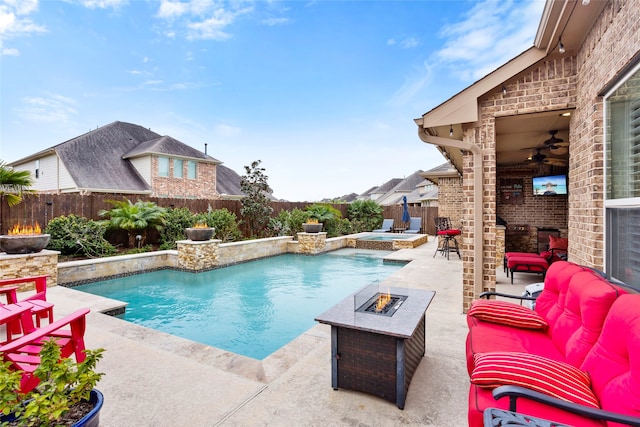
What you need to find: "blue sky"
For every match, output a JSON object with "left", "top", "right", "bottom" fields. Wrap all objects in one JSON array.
[{"left": 0, "top": 0, "right": 545, "bottom": 201}]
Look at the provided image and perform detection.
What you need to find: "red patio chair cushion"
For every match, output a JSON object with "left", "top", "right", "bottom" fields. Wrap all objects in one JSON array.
[
  {"left": 467, "top": 300, "right": 548, "bottom": 330},
  {"left": 471, "top": 352, "right": 599, "bottom": 408}
]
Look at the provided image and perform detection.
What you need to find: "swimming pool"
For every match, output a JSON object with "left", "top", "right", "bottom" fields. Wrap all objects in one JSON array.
[{"left": 74, "top": 251, "right": 402, "bottom": 360}]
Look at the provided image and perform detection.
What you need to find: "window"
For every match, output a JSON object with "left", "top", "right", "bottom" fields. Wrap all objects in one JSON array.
[
  {"left": 604, "top": 62, "right": 640, "bottom": 288},
  {"left": 35, "top": 160, "right": 40, "bottom": 179},
  {"left": 158, "top": 157, "right": 169, "bottom": 177},
  {"left": 187, "top": 161, "right": 197, "bottom": 179},
  {"left": 173, "top": 159, "right": 183, "bottom": 178}
]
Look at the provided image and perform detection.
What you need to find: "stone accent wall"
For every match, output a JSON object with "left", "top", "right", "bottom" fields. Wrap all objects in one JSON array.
[
  {"left": 297, "top": 232, "right": 327, "bottom": 254},
  {"left": 0, "top": 250, "right": 59, "bottom": 289},
  {"left": 59, "top": 251, "right": 179, "bottom": 285},
  {"left": 177, "top": 240, "right": 220, "bottom": 270},
  {"left": 151, "top": 156, "right": 218, "bottom": 199},
  {"left": 496, "top": 226, "right": 505, "bottom": 266},
  {"left": 216, "top": 237, "right": 293, "bottom": 265}
]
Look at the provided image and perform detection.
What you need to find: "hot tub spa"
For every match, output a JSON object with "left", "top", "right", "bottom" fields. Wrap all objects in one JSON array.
[{"left": 352, "top": 232, "right": 428, "bottom": 251}]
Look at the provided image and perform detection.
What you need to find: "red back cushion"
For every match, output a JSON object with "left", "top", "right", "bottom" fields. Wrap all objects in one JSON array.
[
  {"left": 549, "top": 270, "right": 625, "bottom": 368},
  {"left": 549, "top": 236, "right": 568, "bottom": 252},
  {"left": 534, "top": 261, "right": 585, "bottom": 323},
  {"left": 467, "top": 300, "right": 548, "bottom": 329},
  {"left": 581, "top": 294, "right": 640, "bottom": 420}
]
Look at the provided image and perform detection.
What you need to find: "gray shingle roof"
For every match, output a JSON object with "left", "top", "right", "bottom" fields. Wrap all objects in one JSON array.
[
  {"left": 123, "top": 135, "right": 220, "bottom": 163},
  {"left": 56, "top": 121, "right": 161, "bottom": 192},
  {"left": 216, "top": 164, "right": 243, "bottom": 196}
]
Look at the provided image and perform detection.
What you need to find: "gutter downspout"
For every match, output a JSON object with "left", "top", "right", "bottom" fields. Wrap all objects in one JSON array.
[{"left": 415, "top": 122, "right": 484, "bottom": 306}]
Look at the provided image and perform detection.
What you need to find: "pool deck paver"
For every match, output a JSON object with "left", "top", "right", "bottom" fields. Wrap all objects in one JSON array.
[{"left": 41, "top": 237, "right": 537, "bottom": 426}]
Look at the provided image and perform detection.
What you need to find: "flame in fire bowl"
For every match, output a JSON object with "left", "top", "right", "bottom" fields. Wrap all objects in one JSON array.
[{"left": 1, "top": 223, "right": 50, "bottom": 254}]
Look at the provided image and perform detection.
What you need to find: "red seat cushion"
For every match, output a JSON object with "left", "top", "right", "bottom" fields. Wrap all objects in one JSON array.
[
  {"left": 505, "top": 252, "right": 543, "bottom": 258},
  {"left": 467, "top": 300, "right": 548, "bottom": 330},
  {"left": 507, "top": 256, "right": 549, "bottom": 272},
  {"left": 468, "top": 384, "right": 604, "bottom": 427},
  {"left": 465, "top": 317, "right": 565, "bottom": 374},
  {"left": 436, "top": 229, "right": 461, "bottom": 236}
]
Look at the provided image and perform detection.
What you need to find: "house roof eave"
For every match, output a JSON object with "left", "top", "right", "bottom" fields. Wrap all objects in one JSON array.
[{"left": 416, "top": 47, "right": 547, "bottom": 129}]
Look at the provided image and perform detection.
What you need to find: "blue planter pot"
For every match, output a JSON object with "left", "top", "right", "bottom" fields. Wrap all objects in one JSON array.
[
  {"left": 1, "top": 389, "right": 103, "bottom": 426},
  {"left": 75, "top": 389, "right": 104, "bottom": 427}
]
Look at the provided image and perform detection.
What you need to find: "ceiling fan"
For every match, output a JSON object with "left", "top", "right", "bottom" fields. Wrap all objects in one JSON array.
[
  {"left": 543, "top": 130, "right": 569, "bottom": 149},
  {"left": 526, "top": 147, "right": 568, "bottom": 166}
]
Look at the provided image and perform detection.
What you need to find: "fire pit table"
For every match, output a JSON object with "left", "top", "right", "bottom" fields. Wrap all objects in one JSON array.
[{"left": 315, "top": 284, "right": 435, "bottom": 409}]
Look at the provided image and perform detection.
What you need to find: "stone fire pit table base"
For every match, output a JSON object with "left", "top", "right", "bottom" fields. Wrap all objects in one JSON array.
[{"left": 315, "top": 286, "right": 435, "bottom": 409}]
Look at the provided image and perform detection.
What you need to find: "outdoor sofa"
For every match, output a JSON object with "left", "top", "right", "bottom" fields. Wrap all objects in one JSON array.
[{"left": 465, "top": 261, "right": 640, "bottom": 426}]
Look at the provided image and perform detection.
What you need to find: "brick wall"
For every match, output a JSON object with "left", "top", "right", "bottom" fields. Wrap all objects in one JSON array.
[
  {"left": 151, "top": 156, "right": 218, "bottom": 199},
  {"left": 569, "top": 0, "right": 639, "bottom": 267}
]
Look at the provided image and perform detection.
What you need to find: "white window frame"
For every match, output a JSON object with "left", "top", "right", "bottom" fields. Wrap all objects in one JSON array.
[{"left": 603, "top": 59, "right": 640, "bottom": 286}]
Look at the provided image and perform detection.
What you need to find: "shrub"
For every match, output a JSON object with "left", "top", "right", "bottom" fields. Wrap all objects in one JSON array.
[
  {"left": 45, "top": 215, "right": 116, "bottom": 258},
  {"left": 347, "top": 200, "right": 383, "bottom": 232},
  {"left": 196, "top": 208, "right": 242, "bottom": 242},
  {"left": 158, "top": 208, "right": 196, "bottom": 250},
  {"left": 98, "top": 198, "right": 166, "bottom": 248},
  {"left": 267, "top": 208, "right": 310, "bottom": 237},
  {"left": 0, "top": 339, "right": 104, "bottom": 427}
]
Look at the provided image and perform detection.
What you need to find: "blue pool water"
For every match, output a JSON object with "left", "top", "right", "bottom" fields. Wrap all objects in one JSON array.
[{"left": 74, "top": 252, "right": 402, "bottom": 360}]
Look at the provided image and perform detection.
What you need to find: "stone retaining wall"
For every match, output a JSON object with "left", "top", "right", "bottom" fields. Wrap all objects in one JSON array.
[{"left": 0, "top": 250, "right": 59, "bottom": 289}]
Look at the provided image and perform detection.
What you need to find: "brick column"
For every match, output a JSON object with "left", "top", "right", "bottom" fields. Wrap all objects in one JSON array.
[
  {"left": 496, "top": 226, "right": 505, "bottom": 267},
  {"left": 297, "top": 232, "right": 327, "bottom": 254},
  {"left": 177, "top": 239, "right": 221, "bottom": 271}
]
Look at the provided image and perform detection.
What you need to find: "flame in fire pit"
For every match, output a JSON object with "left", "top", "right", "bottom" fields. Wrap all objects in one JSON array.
[
  {"left": 375, "top": 290, "right": 392, "bottom": 312},
  {"left": 8, "top": 223, "right": 42, "bottom": 235}
]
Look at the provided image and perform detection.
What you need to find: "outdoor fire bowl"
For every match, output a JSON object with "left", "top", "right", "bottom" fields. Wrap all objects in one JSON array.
[
  {"left": 185, "top": 227, "right": 215, "bottom": 241},
  {"left": 0, "top": 234, "right": 51, "bottom": 254}
]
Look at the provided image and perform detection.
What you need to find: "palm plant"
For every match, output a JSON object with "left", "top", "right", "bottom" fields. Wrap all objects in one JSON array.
[
  {"left": 99, "top": 198, "right": 166, "bottom": 248},
  {"left": 0, "top": 160, "right": 34, "bottom": 233}
]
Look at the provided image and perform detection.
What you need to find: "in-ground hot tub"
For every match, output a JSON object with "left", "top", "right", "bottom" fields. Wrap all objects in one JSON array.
[{"left": 352, "top": 232, "right": 428, "bottom": 250}]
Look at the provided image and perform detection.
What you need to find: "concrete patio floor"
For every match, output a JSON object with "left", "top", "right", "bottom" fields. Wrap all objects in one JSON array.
[{"left": 42, "top": 237, "right": 542, "bottom": 426}]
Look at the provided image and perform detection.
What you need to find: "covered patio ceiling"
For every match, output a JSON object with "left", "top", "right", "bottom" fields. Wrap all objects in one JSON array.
[{"left": 495, "top": 109, "right": 572, "bottom": 167}]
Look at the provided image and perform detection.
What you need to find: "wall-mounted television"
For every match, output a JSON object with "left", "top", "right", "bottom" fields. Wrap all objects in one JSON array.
[{"left": 532, "top": 175, "right": 567, "bottom": 195}]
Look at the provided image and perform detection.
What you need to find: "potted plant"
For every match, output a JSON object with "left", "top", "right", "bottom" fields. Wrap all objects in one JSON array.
[
  {"left": 0, "top": 339, "right": 105, "bottom": 427},
  {"left": 185, "top": 221, "right": 215, "bottom": 241},
  {"left": 302, "top": 218, "right": 323, "bottom": 233}
]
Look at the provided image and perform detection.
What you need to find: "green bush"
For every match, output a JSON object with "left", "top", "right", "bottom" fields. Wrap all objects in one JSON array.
[
  {"left": 45, "top": 215, "right": 116, "bottom": 258},
  {"left": 159, "top": 208, "right": 196, "bottom": 250},
  {"left": 347, "top": 200, "right": 383, "bottom": 232},
  {"left": 196, "top": 208, "right": 242, "bottom": 242}
]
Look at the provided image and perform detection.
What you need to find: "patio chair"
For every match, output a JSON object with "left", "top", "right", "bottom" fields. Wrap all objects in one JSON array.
[
  {"left": 0, "top": 307, "right": 90, "bottom": 393},
  {"left": 432, "top": 217, "right": 461, "bottom": 259},
  {"left": 0, "top": 275, "right": 54, "bottom": 330},
  {"left": 404, "top": 217, "right": 422, "bottom": 234},
  {"left": 373, "top": 218, "right": 394, "bottom": 233}
]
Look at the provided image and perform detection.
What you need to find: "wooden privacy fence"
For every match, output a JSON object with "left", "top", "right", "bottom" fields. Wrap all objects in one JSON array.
[{"left": 0, "top": 193, "right": 437, "bottom": 236}]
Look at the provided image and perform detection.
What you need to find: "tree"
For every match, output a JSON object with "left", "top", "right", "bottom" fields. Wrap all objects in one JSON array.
[
  {"left": 347, "top": 200, "right": 383, "bottom": 232},
  {"left": 0, "top": 160, "right": 35, "bottom": 233},
  {"left": 240, "top": 160, "right": 273, "bottom": 238},
  {"left": 99, "top": 198, "right": 166, "bottom": 248}
]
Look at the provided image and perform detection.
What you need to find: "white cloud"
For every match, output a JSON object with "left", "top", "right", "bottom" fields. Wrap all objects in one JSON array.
[
  {"left": 1, "top": 46, "right": 18, "bottom": 55},
  {"left": 79, "top": 0, "right": 128, "bottom": 9},
  {"left": 157, "top": 0, "right": 189, "bottom": 19},
  {"left": 262, "top": 17, "right": 289, "bottom": 26},
  {"left": 435, "top": 0, "right": 544, "bottom": 81},
  {"left": 154, "top": 1, "right": 253, "bottom": 41},
  {"left": 15, "top": 93, "right": 77, "bottom": 123},
  {"left": 0, "top": 0, "right": 46, "bottom": 38},
  {"left": 399, "top": 36, "right": 419, "bottom": 49}
]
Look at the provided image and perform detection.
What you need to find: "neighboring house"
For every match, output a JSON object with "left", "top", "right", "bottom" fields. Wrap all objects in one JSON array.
[
  {"left": 8, "top": 121, "right": 242, "bottom": 199},
  {"left": 414, "top": 0, "right": 640, "bottom": 310},
  {"left": 357, "top": 172, "right": 430, "bottom": 206},
  {"left": 374, "top": 170, "right": 425, "bottom": 206}
]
